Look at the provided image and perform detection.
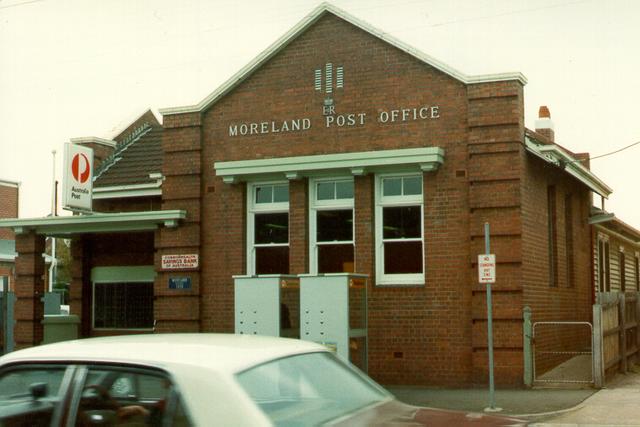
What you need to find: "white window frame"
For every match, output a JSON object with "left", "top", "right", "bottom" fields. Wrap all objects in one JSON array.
[
  {"left": 597, "top": 233, "right": 610, "bottom": 292},
  {"left": 247, "top": 181, "right": 290, "bottom": 275},
  {"left": 309, "top": 177, "right": 355, "bottom": 275},
  {"left": 374, "top": 173, "right": 425, "bottom": 286}
]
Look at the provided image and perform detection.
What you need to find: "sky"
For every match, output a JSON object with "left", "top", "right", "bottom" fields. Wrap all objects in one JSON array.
[{"left": 1, "top": 0, "right": 639, "bottom": 226}]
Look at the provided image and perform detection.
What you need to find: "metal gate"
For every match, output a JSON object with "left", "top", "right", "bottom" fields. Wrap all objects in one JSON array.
[
  {"left": 0, "top": 276, "right": 15, "bottom": 355},
  {"left": 533, "top": 321, "right": 593, "bottom": 385}
]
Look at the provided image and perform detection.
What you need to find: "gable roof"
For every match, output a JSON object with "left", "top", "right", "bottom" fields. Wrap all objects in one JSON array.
[
  {"left": 93, "top": 123, "right": 163, "bottom": 191},
  {"left": 159, "top": 2, "right": 527, "bottom": 116}
]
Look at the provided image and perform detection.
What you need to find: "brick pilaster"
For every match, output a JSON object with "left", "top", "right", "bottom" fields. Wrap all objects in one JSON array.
[
  {"left": 289, "top": 179, "right": 308, "bottom": 274},
  {"left": 69, "top": 236, "right": 91, "bottom": 337},
  {"left": 155, "top": 112, "right": 202, "bottom": 333},
  {"left": 14, "top": 232, "right": 45, "bottom": 349},
  {"left": 467, "top": 80, "right": 525, "bottom": 385},
  {"left": 354, "top": 175, "right": 374, "bottom": 277}
]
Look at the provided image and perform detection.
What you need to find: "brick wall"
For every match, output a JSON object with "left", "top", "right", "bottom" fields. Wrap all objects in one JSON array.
[
  {"left": 521, "top": 153, "right": 594, "bottom": 375},
  {"left": 196, "top": 13, "right": 476, "bottom": 386},
  {"left": 0, "top": 181, "right": 18, "bottom": 297},
  {"left": 156, "top": 11, "right": 597, "bottom": 387},
  {"left": 94, "top": 196, "right": 161, "bottom": 213}
]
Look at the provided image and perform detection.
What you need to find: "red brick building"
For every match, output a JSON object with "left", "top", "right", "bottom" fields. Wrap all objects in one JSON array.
[
  {"left": 0, "top": 4, "right": 620, "bottom": 386},
  {"left": 0, "top": 179, "right": 19, "bottom": 289}
]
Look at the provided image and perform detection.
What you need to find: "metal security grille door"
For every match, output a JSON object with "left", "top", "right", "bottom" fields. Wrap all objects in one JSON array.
[{"left": 532, "top": 321, "right": 593, "bottom": 385}]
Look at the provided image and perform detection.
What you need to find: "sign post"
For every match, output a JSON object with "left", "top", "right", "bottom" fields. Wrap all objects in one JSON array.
[{"left": 479, "top": 223, "right": 501, "bottom": 412}]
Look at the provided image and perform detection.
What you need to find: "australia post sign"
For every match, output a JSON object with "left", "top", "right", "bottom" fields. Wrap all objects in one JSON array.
[{"left": 62, "top": 143, "right": 94, "bottom": 211}]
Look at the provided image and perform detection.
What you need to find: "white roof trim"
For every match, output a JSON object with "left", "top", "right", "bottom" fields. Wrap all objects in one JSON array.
[
  {"left": 0, "top": 210, "right": 186, "bottom": 236},
  {"left": 525, "top": 137, "right": 612, "bottom": 198},
  {"left": 70, "top": 136, "right": 117, "bottom": 148},
  {"left": 93, "top": 182, "right": 162, "bottom": 200},
  {"left": 0, "top": 254, "right": 15, "bottom": 262},
  {"left": 0, "top": 179, "right": 20, "bottom": 188},
  {"left": 160, "top": 2, "right": 526, "bottom": 116},
  {"left": 215, "top": 147, "right": 444, "bottom": 183}
]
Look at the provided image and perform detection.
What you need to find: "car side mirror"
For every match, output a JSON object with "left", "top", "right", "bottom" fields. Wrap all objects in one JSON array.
[{"left": 29, "top": 382, "right": 48, "bottom": 400}]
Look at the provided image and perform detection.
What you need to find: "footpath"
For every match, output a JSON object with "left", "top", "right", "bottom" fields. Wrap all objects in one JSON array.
[
  {"left": 533, "top": 369, "right": 640, "bottom": 426},
  {"left": 389, "top": 386, "right": 594, "bottom": 419},
  {"left": 390, "top": 369, "right": 640, "bottom": 425}
]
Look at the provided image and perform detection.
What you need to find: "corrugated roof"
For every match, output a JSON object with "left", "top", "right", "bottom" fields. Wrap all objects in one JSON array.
[{"left": 93, "top": 125, "right": 163, "bottom": 188}]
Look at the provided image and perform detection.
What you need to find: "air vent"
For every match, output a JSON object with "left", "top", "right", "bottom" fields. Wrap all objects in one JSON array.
[{"left": 325, "top": 63, "right": 333, "bottom": 94}]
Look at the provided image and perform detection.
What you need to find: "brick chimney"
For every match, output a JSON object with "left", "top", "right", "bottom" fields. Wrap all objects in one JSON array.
[{"left": 535, "top": 105, "right": 555, "bottom": 143}]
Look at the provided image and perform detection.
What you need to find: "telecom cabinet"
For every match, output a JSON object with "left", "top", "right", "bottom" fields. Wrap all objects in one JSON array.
[
  {"left": 42, "top": 314, "right": 80, "bottom": 344},
  {"left": 300, "top": 273, "right": 368, "bottom": 371},
  {"left": 234, "top": 275, "right": 299, "bottom": 338}
]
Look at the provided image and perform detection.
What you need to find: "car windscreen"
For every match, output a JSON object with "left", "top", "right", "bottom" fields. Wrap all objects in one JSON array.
[{"left": 236, "top": 352, "right": 389, "bottom": 426}]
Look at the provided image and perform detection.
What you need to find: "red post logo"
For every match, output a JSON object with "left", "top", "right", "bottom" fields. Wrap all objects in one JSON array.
[{"left": 71, "top": 153, "right": 90, "bottom": 183}]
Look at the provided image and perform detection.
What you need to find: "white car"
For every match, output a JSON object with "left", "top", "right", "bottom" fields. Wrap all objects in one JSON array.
[{"left": 0, "top": 334, "right": 524, "bottom": 426}]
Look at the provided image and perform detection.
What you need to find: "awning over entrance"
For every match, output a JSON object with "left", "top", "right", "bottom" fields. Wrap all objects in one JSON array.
[
  {"left": 214, "top": 147, "right": 445, "bottom": 183},
  {"left": 0, "top": 210, "right": 186, "bottom": 237}
]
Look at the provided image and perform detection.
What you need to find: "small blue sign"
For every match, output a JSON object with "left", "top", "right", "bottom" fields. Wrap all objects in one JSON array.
[{"left": 169, "top": 277, "right": 192, "bottom": 290}]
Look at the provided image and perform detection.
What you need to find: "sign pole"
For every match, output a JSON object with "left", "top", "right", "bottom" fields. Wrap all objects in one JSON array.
[
  {"left": 483, "top": 222, "right": 501, "bottom": 412},
  {"left": 1, "top": 276, "right": 6, "bottom": 355}
]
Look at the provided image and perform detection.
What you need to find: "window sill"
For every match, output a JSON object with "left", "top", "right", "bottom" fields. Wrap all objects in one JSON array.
[{"left": 376, "top": 276, "right": 425, "bottom": 287}]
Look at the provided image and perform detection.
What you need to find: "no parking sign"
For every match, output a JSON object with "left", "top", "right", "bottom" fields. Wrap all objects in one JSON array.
[{"left": 478, "top": 254, "right": 496, "bottom": 284}]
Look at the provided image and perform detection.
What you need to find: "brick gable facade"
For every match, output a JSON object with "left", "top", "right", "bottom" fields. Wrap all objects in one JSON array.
[{"left": 6, "top": 6, "right": 612, "bottom": 387}]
